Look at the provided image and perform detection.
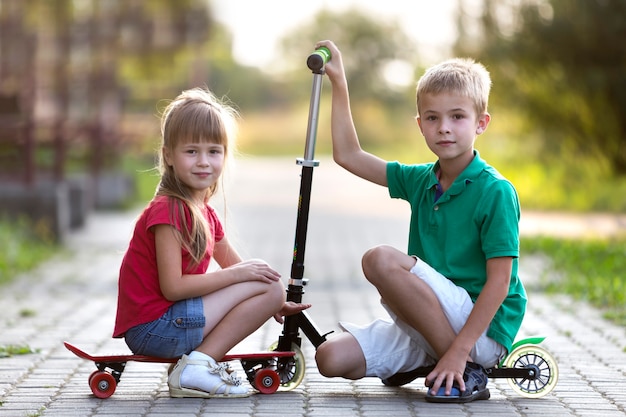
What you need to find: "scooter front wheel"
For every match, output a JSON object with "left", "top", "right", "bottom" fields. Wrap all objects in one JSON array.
[
  {"left": 253, "top": 368, "right": 281, "bottom": 394},
  {"left": 268, "top": 341, "right": 305, "bottom": 391},
  {"left": 504, "top": 344, "right": 559, "bottom": 398},
  {"left": 89, "top": 371, "right": 117, "bottom": 399}
]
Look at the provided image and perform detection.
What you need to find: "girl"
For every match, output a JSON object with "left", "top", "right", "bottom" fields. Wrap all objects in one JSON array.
[{"left": 113, "top": 88, "right": 309, "bottom": 398}]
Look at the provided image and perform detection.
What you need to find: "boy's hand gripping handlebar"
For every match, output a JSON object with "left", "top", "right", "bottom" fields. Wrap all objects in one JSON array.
[
  {"left": 306, "top": 46, "right": 331, "bottom": 72},
  {"left": 299, "top": 46, "right": 330, "bottom": 165}
]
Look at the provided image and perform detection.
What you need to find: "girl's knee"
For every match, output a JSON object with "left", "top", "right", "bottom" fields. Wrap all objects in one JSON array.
[{"left": 267, "top": 279, "right": 286, "bottom": 308}]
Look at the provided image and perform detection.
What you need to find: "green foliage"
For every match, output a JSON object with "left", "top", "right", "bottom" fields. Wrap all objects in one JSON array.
[
  {"left": 119, "top": 154, "right": 161, "bottom": 206},
  {"left": 235, "top": 101, "right": 626, "bottom": 212},
  {"left": 456, "top": 0, "right": 626, "bottom": 176},
  {"left": 19, "top": 309, "right": 37, "bottom": 318},
  {"left": 522, "top": 236, "right": 626, "bottom": 325},
  {"left": 279, "top": 7, "right": 417, "bottom": 106},
  {"left": 0, "top": 218, "right": 59, "bottom": 286},
  {"left": 473, "top": 105, "right": 626, "bottom": 212},
  {"left": 0, "top": 344, "right": 38, "bottom": 357}
]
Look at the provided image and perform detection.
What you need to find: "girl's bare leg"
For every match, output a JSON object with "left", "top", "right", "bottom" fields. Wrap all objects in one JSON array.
[{"left": 196, "top": 280, "right": 286, "bottom": 359}]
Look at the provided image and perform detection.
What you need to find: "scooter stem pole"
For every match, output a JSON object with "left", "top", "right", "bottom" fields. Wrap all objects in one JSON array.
[
  {"left": 290, "top": 71, "right": 324, "bottom": 282},
  {"left": 279, "top": 62, "right": 327, "bottom": 351},
  {"left": 302, "top": 72, "right": 324, "bottom": 163}
]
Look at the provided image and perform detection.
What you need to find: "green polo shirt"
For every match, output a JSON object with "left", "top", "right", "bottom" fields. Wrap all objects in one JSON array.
[{"left": 387, "top": 151, "right": 526, "bottom": 352}]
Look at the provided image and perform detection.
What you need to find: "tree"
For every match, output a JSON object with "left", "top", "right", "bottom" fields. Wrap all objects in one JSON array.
[
  {"left": 456, "top": 0, "right": 626, "bottom": 175},
  {"left": 275, "top": 8, "right": 421, "bottom": 152},
  {"left": 278, "top": 7, "right": 418, "bottom": 104}
]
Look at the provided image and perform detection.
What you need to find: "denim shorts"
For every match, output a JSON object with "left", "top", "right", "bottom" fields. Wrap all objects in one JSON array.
[{"left": 124, "top": 297, "right": 205, "bottom": 358}]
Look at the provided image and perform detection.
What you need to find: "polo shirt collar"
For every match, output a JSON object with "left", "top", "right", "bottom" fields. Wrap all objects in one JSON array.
[{"left": 428, "top": 150, "right": 487, "bottom": 196}]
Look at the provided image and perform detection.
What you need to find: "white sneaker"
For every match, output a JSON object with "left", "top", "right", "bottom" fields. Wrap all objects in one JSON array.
[{"left": 168, "top": 354, "right": 251, "bottom": 398}]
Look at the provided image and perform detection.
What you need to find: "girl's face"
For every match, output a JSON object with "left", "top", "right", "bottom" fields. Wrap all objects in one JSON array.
[
  {"left": 417, "top": 92, "right": 489, "bottom": 165},
  {"left": 163, "top": 139, "right": 225, "bottom": 202}
]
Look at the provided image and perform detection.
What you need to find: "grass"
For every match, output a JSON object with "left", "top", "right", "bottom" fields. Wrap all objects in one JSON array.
[
  {"left": 0, "top": 344, "right": 39, "bottom": 357},
  {"left": 521, "top": 236, "right": 626, "bottom": 326},
  {"left": 0, "top": 217, "right": 59, "bottom": 286}
]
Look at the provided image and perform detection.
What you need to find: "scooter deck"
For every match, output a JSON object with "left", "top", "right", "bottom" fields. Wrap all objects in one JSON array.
[
  {"left": 64, "top": 341, "right": 295, "bottom": 364},
  {"left": 381, "top": 364, "right": 538, "bottom": 387},
  {"left": 64, "top": 341, "right": 297, "bottom": 398}
]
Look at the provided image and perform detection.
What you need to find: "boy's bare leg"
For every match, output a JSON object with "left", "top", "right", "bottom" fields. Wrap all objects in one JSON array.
[
  {"left": 361, "top": 245, "right": 457, "bottom": 360},
  {"left": 315, "top": 332, "right": 366, "bottom": 379},
  {"left": 315, "top": 244, "right": 460, "bottom": 381}
]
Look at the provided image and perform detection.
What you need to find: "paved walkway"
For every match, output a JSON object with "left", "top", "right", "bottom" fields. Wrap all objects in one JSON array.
[{"left": 1, "top": 157, "right": 625, "bottom": 417}]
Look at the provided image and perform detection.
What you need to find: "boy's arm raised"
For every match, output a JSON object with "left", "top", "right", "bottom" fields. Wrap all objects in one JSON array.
[{"left": 317, "top": 40, "right": 388, "bottom": 187}]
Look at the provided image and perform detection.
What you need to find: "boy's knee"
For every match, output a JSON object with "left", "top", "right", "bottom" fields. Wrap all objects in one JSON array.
[
  {"left": 362, "top": 245, "right": 392, "bottom": 269},
  {"left": 362, "top": 245, "right": 416, "bottom": 286},
  {"left": 315, "top": 341, "right": 341, "bottom": 377},
  {"left": 315, "top": 333, "right": 365, "bottom": 379},
  {"left": 362, "top": 245, "right": 397, "bottom": 283}
]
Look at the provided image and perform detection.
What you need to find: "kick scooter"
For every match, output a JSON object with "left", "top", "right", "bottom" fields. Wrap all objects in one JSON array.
[
  {"left": 268, "top": 47, "right": 334, "bottom": 390},
  {"left": 62, "top": 48, "right": 336, "bottom": 400},
  {"left": 269, "top": 47, "right": 559, "bottom": 398},
  {"left": 61, "top": 49, "right": 336, "bottom": 400}
]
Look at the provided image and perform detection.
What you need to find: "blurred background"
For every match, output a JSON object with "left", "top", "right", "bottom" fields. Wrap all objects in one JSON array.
[{"left": 1, "top": 0, "right": 625, "bottom": 241}]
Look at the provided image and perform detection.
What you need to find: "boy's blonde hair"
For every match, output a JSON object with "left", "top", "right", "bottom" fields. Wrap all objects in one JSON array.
[
  {"left": 416, "top": 58, "right": 491, "bottom": 117},
  {"left": 156, "top": 87, "right": 238, "bottom": 268}
]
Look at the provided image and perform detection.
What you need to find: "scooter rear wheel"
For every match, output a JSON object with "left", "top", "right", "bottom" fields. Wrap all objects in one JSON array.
[{"left": 504, "top": 344, "right": 558, "bottom": 398}]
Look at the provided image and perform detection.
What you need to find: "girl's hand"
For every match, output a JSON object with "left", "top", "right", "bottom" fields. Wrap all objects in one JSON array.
[
  {"left": 273, "top": 301, "right": 312, "bottom": 324},
  {"left": 229, "top": 259, "right": 281, "bottom": 283}
]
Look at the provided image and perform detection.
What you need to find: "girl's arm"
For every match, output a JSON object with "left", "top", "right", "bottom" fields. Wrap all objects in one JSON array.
[
  {"left": 212, "top": 235, "right": 242, "bottom": 268},
  {"left": 213, "top": 231, "right": 312, "bottom": 323},
  {"left": 155, "top": 224, "right": 280, "bottom": 301}
]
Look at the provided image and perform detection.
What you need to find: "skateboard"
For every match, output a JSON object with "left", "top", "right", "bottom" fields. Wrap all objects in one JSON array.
[
  {"left": 381, "top": 336, "right": 559, "bottom": 398},
  {"left": 64, "top": 341, "right": 300, "bottom": 398}
]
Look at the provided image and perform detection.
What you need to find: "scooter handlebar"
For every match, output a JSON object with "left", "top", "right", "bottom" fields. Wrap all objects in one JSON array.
[{"left": 306, "top": 46, "right": 331, "bottom": 71}]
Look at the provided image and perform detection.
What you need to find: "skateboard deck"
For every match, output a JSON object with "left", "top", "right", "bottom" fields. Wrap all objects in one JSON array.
[{"left": 64, "top": 341, "right": 296, "bottom": 398}]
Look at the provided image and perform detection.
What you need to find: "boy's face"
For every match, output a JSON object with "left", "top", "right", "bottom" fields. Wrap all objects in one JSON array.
[{"left": 417, "top": 92, "right": 490, "bottom": 164}]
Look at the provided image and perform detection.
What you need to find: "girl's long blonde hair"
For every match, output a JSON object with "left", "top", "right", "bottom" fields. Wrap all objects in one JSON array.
[{"left": 156, "top": 87, "right": 238, "bottom": 268}]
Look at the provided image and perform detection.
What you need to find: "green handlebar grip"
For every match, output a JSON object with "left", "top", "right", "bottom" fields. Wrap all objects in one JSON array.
[{"left": 307, "top": 46, "right": 331, "bottom": 71}]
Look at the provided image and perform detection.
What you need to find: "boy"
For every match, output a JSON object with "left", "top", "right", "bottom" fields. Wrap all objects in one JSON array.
[{"left": 313, "top": 40, "right": 526, "bottom": 403}]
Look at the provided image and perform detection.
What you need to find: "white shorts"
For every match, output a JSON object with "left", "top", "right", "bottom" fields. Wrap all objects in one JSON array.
[{"left": 340, "top": 257, "right": 506, "bottom": 379}]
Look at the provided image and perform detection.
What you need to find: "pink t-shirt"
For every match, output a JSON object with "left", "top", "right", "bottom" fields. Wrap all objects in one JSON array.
[{"left": 113, "top": 195, "right": 224, "bottom": 337}]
